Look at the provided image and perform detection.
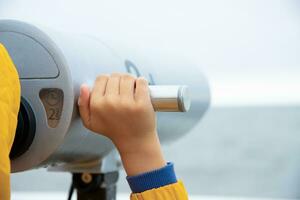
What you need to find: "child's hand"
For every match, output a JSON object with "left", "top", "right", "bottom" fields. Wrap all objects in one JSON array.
[{"left": 78, "top": 73, "right": 166, "bottom": 176}]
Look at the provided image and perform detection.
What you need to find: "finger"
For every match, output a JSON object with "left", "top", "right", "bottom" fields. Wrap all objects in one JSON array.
[
  {"left": 134, "top": 77, "right": 150, "bottom": 103},
  {"left": 92, "top": 74, "right": 109, "bottom": 99},
  {"left": 120, "top": 74, "right": 136, "bottom": 99},
  {"left": 78, "top": 84, "right": 91, "bottom": 127},
  {"left": 105, "top": 73, "right": 121, "bottom": 96}
]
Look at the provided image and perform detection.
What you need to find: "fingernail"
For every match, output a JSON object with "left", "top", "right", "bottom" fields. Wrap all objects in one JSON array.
[
  {"left": 138, "top": 76, "right": 145, "bottom": 80},
  {"left": 139, "top": 77, "right": 148, "bottom": 83}
]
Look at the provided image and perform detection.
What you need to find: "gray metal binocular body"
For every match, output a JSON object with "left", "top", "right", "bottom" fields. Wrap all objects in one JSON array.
[{"left": 0, "top": 20, "right": 210, "bottom": 173}]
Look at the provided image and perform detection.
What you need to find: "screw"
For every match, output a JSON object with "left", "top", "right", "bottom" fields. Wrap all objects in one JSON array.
[{"left": 81, "top": 173, "right": 92, "bottom": 184}]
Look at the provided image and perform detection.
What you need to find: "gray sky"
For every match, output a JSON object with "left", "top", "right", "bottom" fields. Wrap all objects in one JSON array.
[{"left": 1, "top": 0, "right": 299, "bottom": 106}]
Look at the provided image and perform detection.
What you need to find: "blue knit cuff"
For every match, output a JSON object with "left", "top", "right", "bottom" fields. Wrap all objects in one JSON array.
[{"left": 126, "top": 162, "right": 177, "bottom": 193}]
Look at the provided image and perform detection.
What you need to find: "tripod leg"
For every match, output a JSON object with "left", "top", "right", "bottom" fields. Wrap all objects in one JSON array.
[{"left": 72, "top": 171, "right": 119, "bottom": 200}]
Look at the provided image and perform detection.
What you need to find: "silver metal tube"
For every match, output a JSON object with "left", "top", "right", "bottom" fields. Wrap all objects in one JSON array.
[{"left": 149, "top": 85, "right": 191, "bottom": 112}]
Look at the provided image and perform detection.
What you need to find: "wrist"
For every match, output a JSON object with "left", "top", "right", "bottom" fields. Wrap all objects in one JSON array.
[
  {"left": 112, "top": 130, "right": 159, "bottom": 155},
  {"left": 114, "top": 133, "right": 166, "bottom": 176}
]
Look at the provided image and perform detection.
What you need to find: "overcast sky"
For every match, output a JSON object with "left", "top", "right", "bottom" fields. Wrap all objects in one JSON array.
[{"left": 1, "top": 0, "right": 299, "bottom": 106}]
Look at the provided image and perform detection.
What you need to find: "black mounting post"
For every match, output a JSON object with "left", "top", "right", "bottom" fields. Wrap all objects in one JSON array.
[{"left": 72, "top": 171, "right": 119, "bottom": 200}]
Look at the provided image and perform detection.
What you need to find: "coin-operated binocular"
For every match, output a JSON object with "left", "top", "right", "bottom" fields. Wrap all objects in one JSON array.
[{"left": 0, "top": 20, "right": 210, "bottom": 199}]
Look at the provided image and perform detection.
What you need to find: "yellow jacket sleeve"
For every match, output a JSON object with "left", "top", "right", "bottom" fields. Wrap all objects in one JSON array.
[
  {"left": 130, "top": 181, "right": 189, "bottom": 200},
  {"left": 0, "top": 43, "right": 21, "bottom": 200}
]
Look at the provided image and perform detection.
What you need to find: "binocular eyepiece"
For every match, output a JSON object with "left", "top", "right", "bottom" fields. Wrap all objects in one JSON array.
[{"left": 10, "top": 98, "right": 36, "bottom": 160}]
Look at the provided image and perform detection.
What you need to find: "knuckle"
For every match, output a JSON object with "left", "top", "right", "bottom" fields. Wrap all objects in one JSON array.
[
  {"left": 96, "top": 74, "right": 109, "bottom": 81},
  {"left": 122, "top": 74, "right": 135, "bottom": 81},
  {"left": 111, "top": 72, "right": 121, "bottom": 77}
]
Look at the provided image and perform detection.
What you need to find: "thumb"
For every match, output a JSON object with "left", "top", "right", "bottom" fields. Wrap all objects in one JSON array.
[{"left": 78, "top": 84, "right": 91, "bottom": 128}]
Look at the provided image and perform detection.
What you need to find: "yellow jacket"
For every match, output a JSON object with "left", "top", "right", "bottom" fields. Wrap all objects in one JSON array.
[
  {"left": 0, "top": 44, "right": 21, "bottom": 200},
  {"left": 130, "top": 181, "right": 188, "bottom": 200},
  {"left": 0, "top": 44, "right": 188, "bottom": 200}
]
